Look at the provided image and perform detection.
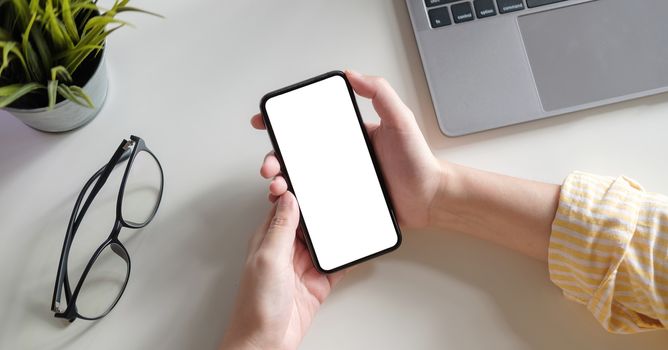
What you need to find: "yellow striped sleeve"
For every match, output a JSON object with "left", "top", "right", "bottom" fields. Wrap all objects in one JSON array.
[{"left": 549, "top": 171, "right": 668, "bottom": 333}]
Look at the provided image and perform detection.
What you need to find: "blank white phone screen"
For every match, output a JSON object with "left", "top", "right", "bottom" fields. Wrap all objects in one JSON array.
[{"left": 264, "top": 75, "right": 399, "bottom": 271}]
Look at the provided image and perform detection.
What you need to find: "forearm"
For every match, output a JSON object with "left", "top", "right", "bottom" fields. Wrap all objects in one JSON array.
[
  {"left": 429, "top": 162, "right": 561, "bottom": 261},
  {"left": 220, "top": 324, "right": 263, "bottom": 350}
]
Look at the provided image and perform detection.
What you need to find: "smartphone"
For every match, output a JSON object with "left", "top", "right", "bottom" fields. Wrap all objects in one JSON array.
[{"left": 260, "top": 71, "right": 402, "bottom": 273}]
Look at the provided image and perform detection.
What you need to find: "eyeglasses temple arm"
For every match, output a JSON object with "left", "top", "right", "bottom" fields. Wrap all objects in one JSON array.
[{"left": 51, "top": 142, "right": 134, "bottom": 312}]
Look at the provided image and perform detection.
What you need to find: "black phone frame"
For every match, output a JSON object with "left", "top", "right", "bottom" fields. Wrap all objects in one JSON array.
[{"left": 259, "top": 70, "right": 402, "bottom": 274}]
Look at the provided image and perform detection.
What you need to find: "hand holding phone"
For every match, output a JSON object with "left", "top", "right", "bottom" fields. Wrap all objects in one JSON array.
[{"left": 260, "top": 71, "right": 402, "bottom": 273}]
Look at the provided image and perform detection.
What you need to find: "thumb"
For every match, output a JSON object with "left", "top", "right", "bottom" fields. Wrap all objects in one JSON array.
[
  {"left": 259, "top": 191, "right": 300, "bottom": 260},
  {"left": 345, "top": 70, "right": 414, "bottom": 130}
]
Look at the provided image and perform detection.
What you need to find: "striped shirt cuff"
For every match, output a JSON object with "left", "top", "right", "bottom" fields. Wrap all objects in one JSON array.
[{"left": 549, "top": 171, "right": 666, "bottom": 333}]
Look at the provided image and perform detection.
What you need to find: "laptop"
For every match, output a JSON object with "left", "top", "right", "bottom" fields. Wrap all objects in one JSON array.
[{"left": 406, "top": 0, "right": 668, "bottom": 136}]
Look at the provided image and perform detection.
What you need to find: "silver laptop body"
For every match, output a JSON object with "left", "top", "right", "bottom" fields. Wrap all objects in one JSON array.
[{"left": 406, "top": 0, "right": 668, "bottom": 136}]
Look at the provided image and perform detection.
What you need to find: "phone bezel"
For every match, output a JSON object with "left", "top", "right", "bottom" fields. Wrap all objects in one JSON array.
[{"left": 259, "top": 70, "right": 402, "bottom": 274}]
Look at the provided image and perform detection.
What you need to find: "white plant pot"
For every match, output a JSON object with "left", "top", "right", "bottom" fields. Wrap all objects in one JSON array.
[{"left": 5, "top": 55, "right": 109, "bottom": 133}]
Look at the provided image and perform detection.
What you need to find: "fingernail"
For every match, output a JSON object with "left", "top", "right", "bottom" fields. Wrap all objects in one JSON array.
[{"left": 345, "top": 69, "right": 359, "bottom": 77}]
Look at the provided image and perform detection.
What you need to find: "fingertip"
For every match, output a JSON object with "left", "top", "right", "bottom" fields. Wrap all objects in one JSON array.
[
  {"left": 260, "top": 164, "right": 272, "bottom": 178},
  {"left": 251, "top": 113, "right": 266, "bottom": 129},
  {"left": 261, "top": 191, "right": 299, "bottom": 258},
  {"left": 349, "top": 75, "right": 410, "bottom": 128},
  {"left": 269, "top": 176, "right": 288, "bottom": 195},
  {"left": 260, "top": 154, "right": 281, "bottom": 179},
  {"left": 346, "top": 70, "right": 374, "bottom": 99},
  {"left": 344, "top": 69, "right": 360, "bottom": 79}
]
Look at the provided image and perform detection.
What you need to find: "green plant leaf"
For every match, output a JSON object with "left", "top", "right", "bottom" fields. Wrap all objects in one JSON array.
[
  {"left": 0, "top": 28, "right": 11, "bottom": 41},
  {"left": 51, "top": 65, "right": 73, "bottom": 82},
  {"left": 62, "top": 12, "right": 119, "bottom": 72},
  {"left": 19, "top": 11, "right": 44, "bottom": 81},
  {"left": 84, "top": 16, "right": 132, "bottom": 34},
  {"left": 29, "top": 25, "right": 53, "bottom": 71},
  {"left": 0, "top": 41, "right": 16, "bottom": 76},
  {"left": 65, "top": 24, "right": 120, "bottom": 72},
  {"left": 69, "top": 85, "right": 94, "bottom": 108},
  {"left": 0, "top": 83, "right": 43, "bottom": 108},
  {"left": 71, "top": 2, "right": 99, "bottom": 14},
  {"left": 44, "top": 0, "right": 74, "bottom": 50},
  {"left": 115, "top": 6, "right": 163, "bottom": 18},
  {"left": 72, "top": 3, "right": 100, "bottom": 32},
  {"left": 23, "top": 42, "right": 44, "bottom": 82},
  {"left": 20, "top": 10, "right": 36, "bottom": 57},
  {"left": 47, "top": 79, "right": 58, "bottom": 109},
  {"left": 64, "top": 42, "right": 104, "bottom": 73},
  {"left": 56, "top": 84, "right": 82, "bottom": 105},
  {"left": 57, "top": 84, "right": 92, "bottom": 108},
  {"left": 55, "top": 44, "right": 103, "bottom": 60},
  {"left": 1, "top": 0, "right": 159, "bottom": 100},
  {"left": 62, "top": 0, "right": 80, "bottom": 41},
  {"left": 0, "top": 40, "right": 28, "bottom": 78},
  {"left": 10, "top": 0, "right": 31, "bottom": 28},
  {"left": 62, "top": 20, "right": 76, "bottom": 46},
  {"left": 1, "top": 54, "right": 15, "bottom": 72},
  {"left": 28, "top": 0, "right": 42, "bottom": 15}
]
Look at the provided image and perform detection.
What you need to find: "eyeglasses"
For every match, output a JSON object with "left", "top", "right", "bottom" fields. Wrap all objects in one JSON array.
[{"left": 51, "top": 135, "right": 164, "bottom": 322}]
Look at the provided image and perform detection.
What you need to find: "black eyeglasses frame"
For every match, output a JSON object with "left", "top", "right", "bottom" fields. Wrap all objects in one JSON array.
[{"left": 51, "top": 135, "right": 164, "bottom": 322}]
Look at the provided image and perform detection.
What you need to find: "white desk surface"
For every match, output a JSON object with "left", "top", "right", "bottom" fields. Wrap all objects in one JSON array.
[{"left": 2, "top": 1, "right": 668, "bottom": 349}]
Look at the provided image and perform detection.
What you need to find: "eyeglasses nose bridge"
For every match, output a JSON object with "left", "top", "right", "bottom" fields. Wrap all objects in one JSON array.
[{"left": 110, "top": 242, "right": 130, "bottom": 263}]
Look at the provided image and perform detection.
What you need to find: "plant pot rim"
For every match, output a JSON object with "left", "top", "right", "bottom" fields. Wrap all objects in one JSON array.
[{"left": 4, "top": 49, "right": 106, "bottom": 113}]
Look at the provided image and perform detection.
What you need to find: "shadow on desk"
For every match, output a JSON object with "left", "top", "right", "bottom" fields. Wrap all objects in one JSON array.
[
  {"left": 383, "top": 228, "right": 668, "bottom": 349},
  {"left": 0, "top": 111, "right": 67, "bottom": 183},
  {"left": 116, "top": 176, "right": 270, "bottom": 350},
  {"left": 8, "top": 173, "right": 270, "bottom": 349}
]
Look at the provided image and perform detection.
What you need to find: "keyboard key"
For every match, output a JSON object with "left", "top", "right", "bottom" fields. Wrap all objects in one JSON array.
[
  {"left": 526, "top": 0, "right": 566, "bottom": 8},
  {"left": 425, "top": 0, "right": 459, "bottom": 8},
  {"left": 425, "top": 0, "right": 443, "bottom": 7},
  {"left": 428, "top": 7, "right": 451, "bottom": 28},
  {"left": 451, "top": 2, "right": 475, "bottom": 23},
  {"left": 473, "top": 0, "right": 497, "bottom": 18},
  {"left": 496, "top": 0, "right": 525, "bottom": 13}
]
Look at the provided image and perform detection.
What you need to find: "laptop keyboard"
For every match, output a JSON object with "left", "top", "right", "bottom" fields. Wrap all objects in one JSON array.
[{"left": 426, "top": 0, "right": 568, "bottom": 28}]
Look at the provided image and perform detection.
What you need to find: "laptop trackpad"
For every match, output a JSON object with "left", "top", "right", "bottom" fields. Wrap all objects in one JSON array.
[{"left": 519, "top": 0, "right": 668, "bottom": 111}]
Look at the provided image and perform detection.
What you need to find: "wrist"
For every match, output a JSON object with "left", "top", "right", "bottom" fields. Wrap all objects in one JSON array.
[
  {"left": 220, "top": 322, "right": 272, "bottom": 350},
  {"left": 220, "top": 333, "right": 264, "bottom": 350},
  {"left": 427, "top": 161, "right": 469, "bottom": 232}
]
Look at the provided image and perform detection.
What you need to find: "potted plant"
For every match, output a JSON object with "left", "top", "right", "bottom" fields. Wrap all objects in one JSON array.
[{"left": 0, "top": 0, "right": 158, "bottom": 132}]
